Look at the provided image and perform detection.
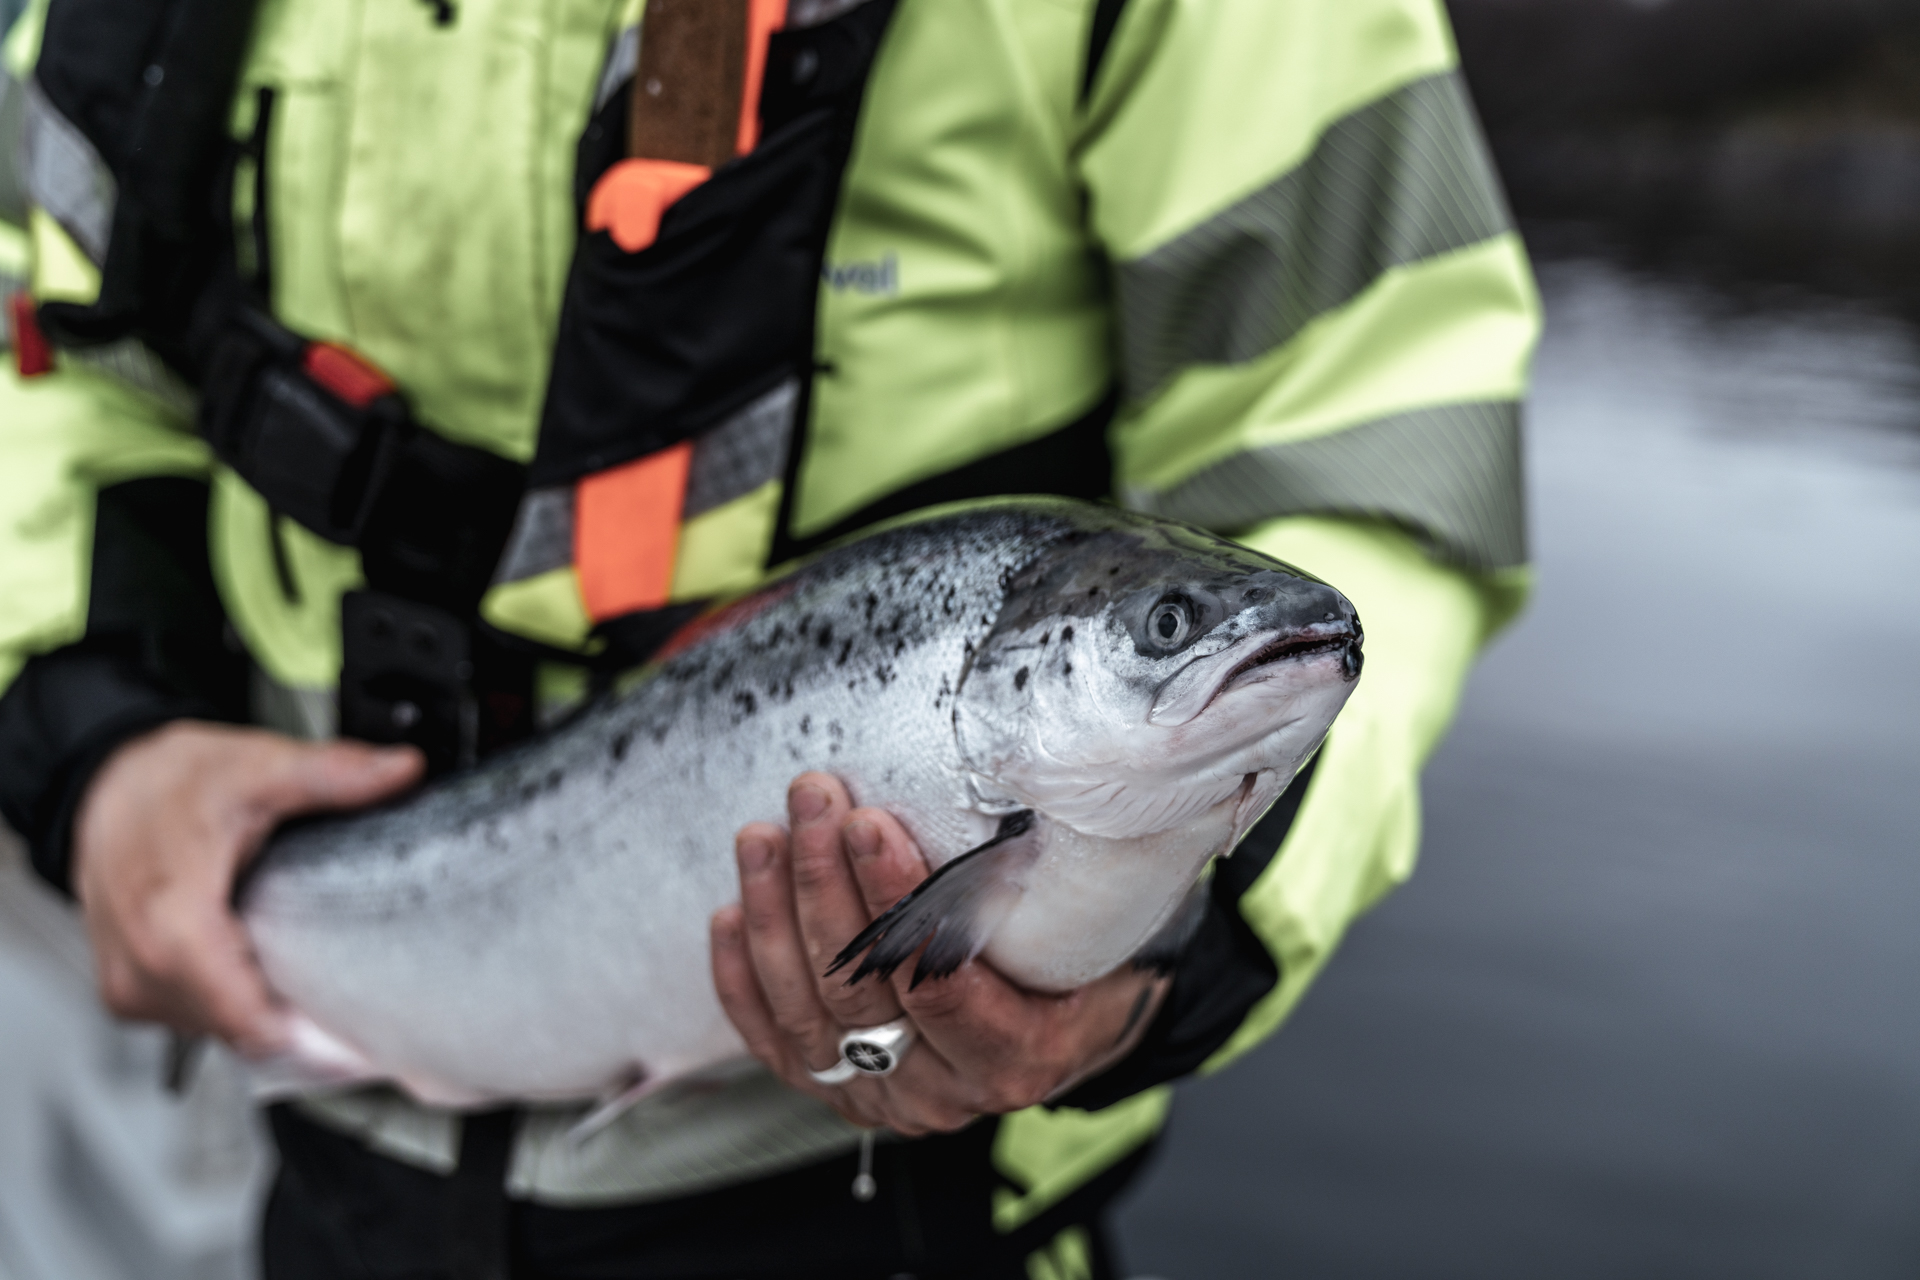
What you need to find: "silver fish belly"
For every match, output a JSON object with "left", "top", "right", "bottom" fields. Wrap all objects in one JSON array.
[{"left": 240, "top": 499, "right": 1363, "bottom": 1107}]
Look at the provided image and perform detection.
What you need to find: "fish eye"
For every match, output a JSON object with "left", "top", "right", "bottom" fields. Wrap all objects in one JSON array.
[{"left": 1147, "top": 597, "right": 1192, "bottom": 651}]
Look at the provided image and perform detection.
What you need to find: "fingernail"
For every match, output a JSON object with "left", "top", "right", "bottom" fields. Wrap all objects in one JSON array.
[
  {"left": 791, "top": 784, "right": 829, "bottom": 823},
  {"left": 845, "top": 820, "right": 880, "bottom": 863},
  {"left": 737, "top": 835, "right": 774, "bottom": 873},
  {"left": 713, "top": 913, "right": 740, "bottom": 946}
]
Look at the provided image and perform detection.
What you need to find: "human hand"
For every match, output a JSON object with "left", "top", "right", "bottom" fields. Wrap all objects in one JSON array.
[
  {"left": 711, "top": 773, "right": 1168, "bottom": 1136},
  {"left": 71, "top": 721, "right": 423, "bottom": 1057}
]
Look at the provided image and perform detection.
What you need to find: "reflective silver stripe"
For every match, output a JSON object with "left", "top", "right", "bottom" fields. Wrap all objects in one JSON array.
[
  {"left": 53, "top": 337, "right": 198, "bottom": 418},
  {"left": 21, "top": 77, "right": 116, "bottom": 265},
  {"left": 593, "top": 25, "right": 639, "bottom": 114},
  {"left": 0, "top": 63, "right": 27, "bottom": 227},
  {"left": 683, "top": 376, "right": 797, "bottom": 519},
  {"left": 494, "top": 485, "right": 577, "bottom": 586},
  {"left": 0, "top": 272, "right": 21, "bottom": 351},
  {"left": 1127, "top": 400, "right": 1527, "bottom": 571},
  {"left": 788, "top": 0, "right": 874, "bottom": 28},
  {"left": 492, "top": 378, "right": 798, "bottom": 586},
  {"left": 1116, "top": 71, "right": 1510, "bottom": 402}
]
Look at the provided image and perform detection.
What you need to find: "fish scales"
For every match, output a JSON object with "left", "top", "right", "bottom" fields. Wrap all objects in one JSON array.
[{"left": 241, "top": 500, "right": 1363, "bottom": 1107}]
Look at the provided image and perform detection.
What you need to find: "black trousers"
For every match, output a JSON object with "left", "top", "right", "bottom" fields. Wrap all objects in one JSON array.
[{"left": 262, "top": 1105, "right": 1150, "bottom": 1280}]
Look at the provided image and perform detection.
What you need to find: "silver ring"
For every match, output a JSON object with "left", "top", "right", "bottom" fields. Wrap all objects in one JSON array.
[{"left": 805, "top": 1017, "right": 915, "bottom": 1086}]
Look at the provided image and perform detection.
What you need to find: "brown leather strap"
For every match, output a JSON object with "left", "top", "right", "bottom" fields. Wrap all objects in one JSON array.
[{"left": 630, "top": 0, "right": 750, "bottom": 167}]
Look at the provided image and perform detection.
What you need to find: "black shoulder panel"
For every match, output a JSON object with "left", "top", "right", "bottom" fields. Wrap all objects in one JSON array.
[
  {"left": 1082, "top": 0, "right": 1131, "bottom": 101},
  {"left": 531, "top": 0, "right": 900, "bottom": 490}
]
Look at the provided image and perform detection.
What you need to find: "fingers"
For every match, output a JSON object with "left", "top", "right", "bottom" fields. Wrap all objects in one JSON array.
[
  {"left": 733, "top": 823, "right": 842, "bottom": 1074},
  {"left": 840, "top": 807, "right": 929, "bottom": 921},
  {"left": 71, "top": 722, "right": 412, "bottom": 1056},
  {"left": 713, "top": 904, "right": 888, "bottom": 1128},
  {"left": 712, "top": 900, "right": 977, "bottom": 1134},
  {"left": 784, "top": 776, "right": 902, "bottom": 1029},
  {"left": 85, "top": 849, "right": 289, "bottom": 1055},
  {"left": 153, "top": 904, "right": 288, "bottom": 1057},
  {"left": 253, "top": 739, "right": 424, "bottom": 825},
  {"left": 896, "top": 960, "right": 1167, "bottom": 1115},
  {"left": 711, "top": 904, "right": 794, "bottom": 1075}
]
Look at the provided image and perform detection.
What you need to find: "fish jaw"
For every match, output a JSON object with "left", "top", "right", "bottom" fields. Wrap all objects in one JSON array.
[
  {"left": 961, "top": 636, "right": 1357, "bottom": 841},
  {"left": 981, "top": 796, "right": 1243, "bottom": 992}
]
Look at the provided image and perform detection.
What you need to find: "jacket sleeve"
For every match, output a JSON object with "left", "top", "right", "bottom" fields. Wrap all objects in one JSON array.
[
  {"left": 1061, "top": 0, "right": 1539, "bottom": 1104},
  {"left": 0, "top": 211, "right": 239, "bottom": 892}
]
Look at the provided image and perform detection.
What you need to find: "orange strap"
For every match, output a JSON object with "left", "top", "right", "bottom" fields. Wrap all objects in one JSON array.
[
  {"left": 738, "top": 0, "right": 789, "bottom": 155},
  {"left": 574, "top": 441, "right": 695, "bottom": 621}
]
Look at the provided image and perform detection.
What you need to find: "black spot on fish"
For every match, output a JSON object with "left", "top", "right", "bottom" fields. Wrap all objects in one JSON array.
[
  {"left": 1062, "top": 626, "right": 1074, "bottom": 643},
  {"left": 1041, "top": 630, "right": 1050, "bottom": 645},
  {"left": 818, "top": 624, "right": 834, "bottom": 650},
  {"left": 735, "top": 691, "right": 757, "bottom": 716},
  {"left": 800, "top": 715, "right": 811, "bottom": 735},
  {"left": 836, "top": 639, "right": 853, "bottom": 666},
  {"left": 611, "top": 731, "right": 632, "bottom": 763},
  {"left": 1063, "top": 662, "right": 1072, "bottom": 676},
  {"left": 1014, "top": 667, "right": 1029, "bottom": 690}
]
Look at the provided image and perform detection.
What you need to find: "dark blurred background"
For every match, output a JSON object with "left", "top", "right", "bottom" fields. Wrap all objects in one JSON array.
[
  {"left": 1460, "top": 0, "right": 1920, "bottom": 297},
  {"left": 4, "top": 2, "right": 1920, "bottom": 1277}
]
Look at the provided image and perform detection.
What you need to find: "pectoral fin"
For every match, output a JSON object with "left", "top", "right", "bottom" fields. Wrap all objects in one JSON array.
[{"left": 828, "top": 811, "right": 1042, "bottom": 989}]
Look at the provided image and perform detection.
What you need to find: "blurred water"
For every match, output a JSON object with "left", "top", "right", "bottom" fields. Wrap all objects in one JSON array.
[
  {"left": 1116, "top": 256, "right": 1920, "bottom": 1277},
  {"left": 0, "top": 841, "right": 269, "bottom": 1280}
]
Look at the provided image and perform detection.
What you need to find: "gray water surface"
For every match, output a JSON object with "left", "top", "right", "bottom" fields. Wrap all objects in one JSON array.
[{"left": 1117, "top": 258, "right": 1920, "bottom": 1277}]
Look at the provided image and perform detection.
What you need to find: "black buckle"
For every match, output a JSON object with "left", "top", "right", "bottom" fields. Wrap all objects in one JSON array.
[
  {"left": 200, "top": 311, "right": 412, "bottom": 546},
  {"left": 338, "top": 590, "right": 478, "bottom": 774}
]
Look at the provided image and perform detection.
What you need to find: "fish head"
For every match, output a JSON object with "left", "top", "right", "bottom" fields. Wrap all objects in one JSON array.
[{"left": 954, "top": 514, "right": 1362, "bottom": 841}]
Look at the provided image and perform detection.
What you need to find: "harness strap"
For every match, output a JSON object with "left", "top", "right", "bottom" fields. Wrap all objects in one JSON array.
[{"left": 444, "top": 1109, "right": 519, "bottom": 1280}]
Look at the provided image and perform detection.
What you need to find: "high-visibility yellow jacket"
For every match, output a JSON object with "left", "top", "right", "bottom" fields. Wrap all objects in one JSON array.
[{"left": 0, "top": 0, "right": 1538, "bottom": 1231}]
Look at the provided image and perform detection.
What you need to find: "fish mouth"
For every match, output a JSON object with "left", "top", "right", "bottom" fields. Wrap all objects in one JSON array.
[
  {"left": 1147, "top": 621, "right": 1362, "bottom": 727},
  {"left": 1216, "top": 622, "right": 1361, "bottom": 696}
]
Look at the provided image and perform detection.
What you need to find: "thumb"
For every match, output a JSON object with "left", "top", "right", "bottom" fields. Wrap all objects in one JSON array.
[{"left": 274, "top": 739, "right": 426, "bottom": 814}]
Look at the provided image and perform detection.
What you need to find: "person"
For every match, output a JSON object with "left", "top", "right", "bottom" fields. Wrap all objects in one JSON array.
[{"left": 0, "top": 0, "right": 1538, "bottom": 1274}]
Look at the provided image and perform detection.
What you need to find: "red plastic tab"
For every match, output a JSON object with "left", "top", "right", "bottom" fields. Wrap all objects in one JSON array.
[
  {"left": 9, "top": 293, "right": 54, "bottom": 378},
  {"left": 303, "top": 342, "right": 397, "bottom": 408}
]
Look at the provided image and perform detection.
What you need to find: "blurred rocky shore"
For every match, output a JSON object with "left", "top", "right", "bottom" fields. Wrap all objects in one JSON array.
[{"left": 1450, "top": 0, "right": 1920, "bottom": 299}]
